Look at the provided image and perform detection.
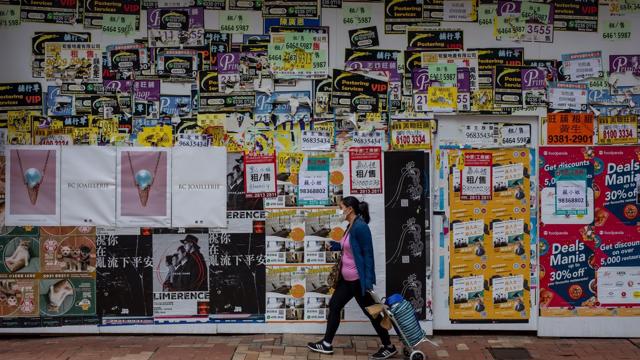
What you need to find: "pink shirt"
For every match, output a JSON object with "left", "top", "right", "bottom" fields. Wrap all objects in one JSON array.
[{"left": 341, "top": 233, "right": 360, "bottom": 281}]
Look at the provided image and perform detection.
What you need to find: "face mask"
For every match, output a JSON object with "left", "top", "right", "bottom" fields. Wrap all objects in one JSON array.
[{"left": 336, "top": 209, "right": 344, "bottom": 216}]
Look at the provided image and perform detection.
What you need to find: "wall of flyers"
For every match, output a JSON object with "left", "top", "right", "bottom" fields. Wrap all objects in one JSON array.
[{"left": 0, "top": 1, "right": 639, "bottom": 338}]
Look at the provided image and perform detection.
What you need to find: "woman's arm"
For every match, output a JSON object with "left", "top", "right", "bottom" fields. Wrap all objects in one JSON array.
[{"left": 355, "top": 223, "right": 376, "bottom": 290}]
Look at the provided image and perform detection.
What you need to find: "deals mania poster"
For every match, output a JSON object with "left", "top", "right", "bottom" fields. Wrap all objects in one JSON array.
[{"left": 539, "top": 146, "right": 640, "bottom": 317}]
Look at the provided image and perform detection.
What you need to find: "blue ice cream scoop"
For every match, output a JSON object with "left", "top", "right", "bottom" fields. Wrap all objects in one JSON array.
[
  {"left": 135, "top": 169, "right": 153, "bottom": 190},
  {"left": 23, "top": 168, "right": 42, "bottom": 189}
]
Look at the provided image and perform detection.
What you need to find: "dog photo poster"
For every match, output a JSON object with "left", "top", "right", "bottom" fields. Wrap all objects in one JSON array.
[
  {"left": 0, "top": 226, "right": 40, "bottom": 274},
  {"left": 40, "top": 227, "right": 96, "bottom": 274},
  {"left": 39, "top": 276, "right": 96, "bottom": 318},
  {"left": 5, "top": 145, "right": 61, "bottom": 226}
]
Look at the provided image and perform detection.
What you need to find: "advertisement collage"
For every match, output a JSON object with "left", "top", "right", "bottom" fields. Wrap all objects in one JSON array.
[{"left": 0, "top": 0, "right": 638, "bottom": 336}]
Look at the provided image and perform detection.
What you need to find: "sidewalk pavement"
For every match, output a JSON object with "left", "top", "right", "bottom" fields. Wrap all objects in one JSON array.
[{"left": 1, "top": 333, "right": 639, "bottom": 360}]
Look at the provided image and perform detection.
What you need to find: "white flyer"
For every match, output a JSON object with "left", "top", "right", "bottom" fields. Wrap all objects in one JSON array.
[
  {"left": 60, "top": 146, "right": 116, "bottom": 227},
  {"left": 171, "top": 147, "right": 227, "bottom": 228}
]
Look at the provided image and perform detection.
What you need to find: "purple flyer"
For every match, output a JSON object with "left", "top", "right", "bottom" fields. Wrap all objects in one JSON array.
[
  {"left": 497, "top": 1, "right": 521, "bottom": 16},
  {"left": 609, "top": 55, "right": 640, "bottom": 76},
  {"left": 457, "top": 68, "right": 471, "bottom": 93},
  {"left": 521, "top": 68, "right": 546, "bottom": 90},
  {"left": 134, "top": 80, "right": 161, "bottom": 101},
  {"left": 217, "top": 53, "right": 240, "bottom": 74}
]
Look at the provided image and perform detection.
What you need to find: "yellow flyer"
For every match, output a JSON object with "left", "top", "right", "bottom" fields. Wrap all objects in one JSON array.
[
  {"left": 7, "top": 110, "right": 33, "bottom": 145},
  {"left": 137, "top": 125, "right": 174, "bottom": 147},
  {"left": 450, "top": 275, "right": 489, "bottom": 320},
  {"left": 245, "top": 130, "right": 275, "bottom": 155},
  {"left": 597, "top": 115, "right": 638, "bottom": 144},
  {"left": 450, "top": 219, "right": 488, "bottom": 277},
  {"left": 274, "top": 129, "right": 301, "bottom": 153},
  {"left": 471, "top": 88, "right": 495, "bottom": 112},
  {"left": 427, "top": 86, "right": 457, "bottom": 112},
  {"left": 390, "top": 120, "right": 432, "bottom": 150},
  {"left": 277, "top": 152, "right": 304, "bottom": 175},
  {"left": 448, "top": 148, "right": 532, "bottom": 321},
  {"left": 490, "top": 273, "right": 530, "bottom": 320},
  {"left": 197, "top": 113, "right": 225, "bottom": 128}
]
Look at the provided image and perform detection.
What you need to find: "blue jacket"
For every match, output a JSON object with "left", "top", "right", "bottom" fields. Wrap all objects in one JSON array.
[{"left": 345, "top": 216, "right": 376, "bottom": 295}]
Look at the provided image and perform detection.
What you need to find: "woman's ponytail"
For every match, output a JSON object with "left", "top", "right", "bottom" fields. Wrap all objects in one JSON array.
[
  {"left": 358, "top": 201, "right": 370, "bottom": 224},
  {"left": 342, "top": 196, "right": 371, "bottom": 224}
]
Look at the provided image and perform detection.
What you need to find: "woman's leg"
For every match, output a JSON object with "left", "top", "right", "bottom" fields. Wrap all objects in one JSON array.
[
  {"left": 323, "top": 280, "right": 355, "bottom": 344},
  {"left": 353, "top": 286, "right": 392, "bottom": 346}
]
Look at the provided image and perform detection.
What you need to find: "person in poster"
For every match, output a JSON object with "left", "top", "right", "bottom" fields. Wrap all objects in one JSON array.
[
  {"left": 167, "top": 235, "right": 208, "bottom": 292},
  {"left": 228, "top": 153, "right": 263, "bottom": 211},
  {"left": 307, "top": 196, "right": 396, "bottom": 360},
  {"left": 153, "top": 230, "right": 209, "bottom": 322}
]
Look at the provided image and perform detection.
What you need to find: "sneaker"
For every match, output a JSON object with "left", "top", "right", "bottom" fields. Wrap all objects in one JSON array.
[
  {"left": 307, "top": 341, "right": 334, "bottom": 354},
  {"left": 370, "top": 345, "right": 397, "bottom": 359}
]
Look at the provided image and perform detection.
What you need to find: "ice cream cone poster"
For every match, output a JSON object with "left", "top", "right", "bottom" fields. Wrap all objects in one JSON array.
[
  {"left": 5, "top": 145, "right": 60, "bottom": 226},
  {"left": 116, "top": 148, "right": 171, "bottom": 227}
]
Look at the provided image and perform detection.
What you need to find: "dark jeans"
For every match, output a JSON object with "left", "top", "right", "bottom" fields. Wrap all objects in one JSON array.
[{"left": 323, "top": 279, "right": 391, "bottom": 346}]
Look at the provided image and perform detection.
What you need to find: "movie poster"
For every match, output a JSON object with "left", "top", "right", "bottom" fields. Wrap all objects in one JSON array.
[
  {"left": 60, "top": 147, "right": 116, "bottom": 227},
  {"left": 152, "top": 230, "right": 209, "bottom": 322},
  {"left": 171, "top": 147, "right": 227, "bottom": 227},
  {"left": 209, "top": 231, "right": 266, "bottom": 323},
  {"left": 384, "top": 151, "right": 429, "bottom": 319},
  {"left": 116, "top": 148, "right": 171, "bottom": 227},
  {"left": 97, "top": 228, "right": 153, "bottom": 326},
  {"left": 5, "top": 146, "right": 61, "bottom": 226}
]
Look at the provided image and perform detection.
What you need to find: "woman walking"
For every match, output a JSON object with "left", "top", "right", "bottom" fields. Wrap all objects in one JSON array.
[{"left": 308, "top": 196, "right": 397, "bottom": 359}]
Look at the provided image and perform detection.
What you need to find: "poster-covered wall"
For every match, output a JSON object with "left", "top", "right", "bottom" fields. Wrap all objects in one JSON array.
[
  {"left": 539, "top": 146, "right": 640, "bottom": 317},
  {"left": 0, "top": 0, "right": 638, "bottom": 336}
]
